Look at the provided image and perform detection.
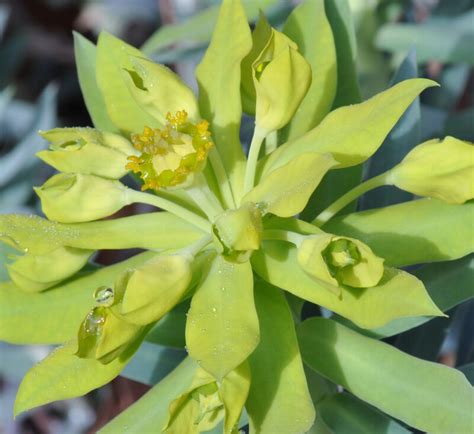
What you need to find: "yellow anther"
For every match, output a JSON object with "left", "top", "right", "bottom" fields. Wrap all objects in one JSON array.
[{"left": 127, "top": 110, "right": 213, "bottom": 191}]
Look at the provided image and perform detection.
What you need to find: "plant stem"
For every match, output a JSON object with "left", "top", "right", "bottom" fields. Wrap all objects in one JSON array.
[
  {"left": 313, "top": 172, "right": 389, "bottom": 226},
  {"left": 179, "top": 234, "right": 213, "bottom": 257},
  {"left": 128, "top": 190, "right": 211, "bottom": 233},
  {"left": 185, "top": 173, "right": 224, "bottom": 220},
  {"left": 208, "top": 148, "right": 236, "bottom": 209},
  {"left": 243, "top": 126, "right": 268, "bottom": 197},
  {"left": 265, "top": 130, "right": 278, "bottom": 155},
  {"left": 262, "top": 229, "right": 306, "bottom": 246}
]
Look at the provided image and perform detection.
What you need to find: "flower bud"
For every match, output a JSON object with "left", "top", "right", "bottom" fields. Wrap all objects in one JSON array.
[
  {"left": 34, "top": 173, "right": 132, "bottom": 223},
  {"left": 76, "top": 306, "right": 142, "bottom": 364},
  {"left": 7, "top": 246, "right": 92, "bottom": 293},
  {"left": 126, "top": 111, "right": 213, "bottom": 191},
  {"left": 212, "top": 203, "right": 263, "bottom": 262},
  {"left": 253, "top": 28, "right": 311, "bottom": 132},
  {"left": 297, "top": 234, "right": 384, "bottom": 294},
  {"left": 387, "top": 136, "right": 474, "bottom": 204},
  {"left": 112, "top": 254, "right": 193, "bottom": 325},
  {"left": 37, "top": 128, "right": 137, "bottom": 179}
]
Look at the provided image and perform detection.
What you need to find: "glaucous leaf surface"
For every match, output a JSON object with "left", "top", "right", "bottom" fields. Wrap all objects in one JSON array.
[
  {"left": 318, "top": 393, "right": 410, "bottom": 434},
  {"left": 298, "top": 318, "right": 474, "bottom": 433}
]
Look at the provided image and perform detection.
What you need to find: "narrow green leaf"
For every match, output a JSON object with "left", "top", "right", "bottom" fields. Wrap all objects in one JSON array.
[
  {"left": 243, "top": 152, "right": 337, "bottom": 217},
  {"left": 281, "top": 0, "right": 337, "bottom": 141},
  {"left": 0, "top": 212, "right": 204, "bottom": 255},
  {"left": 96, "top": 32, "right": 158, "bottom": 134},
  {"left": 324, "top": 0, "right": 360, "bottom": 108},
  {"left": 324, "top": 199, "right": 474, "bottom": 267},
  {"left": 261, "top": 78, "right": 437, "bottom": 175},
  {"left": 247, "top": 281, "right": 315, "bottom": 434},
  {"left": 73, "top": 32, "right": 118, "bottom": 133},
  {"left": 318, "top": 393, "right": 411, "bottom": 434},
  {"left": 298, "top": 318, "right": 474, "bottom": 433},
  {"left": 100, "top": 358, "right": 199, "bottom": 434},
  {"left": 186, "top": 254, "right": 259, "bottom": 380},
  {"left": 252, "top": 241, "right": 442, "bottom": 329},
  {"left": 0, "top": 252, "right": 155, "bottom": 344},
  {"left": 195, "top": 0, "right": 251, "bottom": 201},
  {"left": 14, "top": 337, "right": 141, "bottom": 416}
]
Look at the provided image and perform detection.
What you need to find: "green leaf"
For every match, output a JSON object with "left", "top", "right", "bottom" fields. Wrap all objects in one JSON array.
[
  {"left": 324, "top": 0, "right": 360, "bottom": 108},
  {"left": 244, "top": 152, "right": 337, "bottom": 217},
  {"left": 0, "top": 252, "right": 155, "bottom": 344},
  {"left": 186, "top": 254, "right": 259, "bottom": 380},
  {"left": 96, "top": 31, "right": 158, "bottom": 134},
  {"left": 324, "top": 199, "right": 474, "bottom": 267},
  {"left": 252, "top": 241, "right": 442, "bottom": 329},
  {"left": 318, "top": 393, "right": 411, "bottom": 434},
  {"left": 246, "top": 281, "right": 315, "bottom": 434},
  {"left": 14, "top": 337, "right": 141, "bottom": 416},
  {"left": 195, "top": 0, "right": 251, "bottom": 201},
  {"left": 99, "top": 358, "right": 199, "bottom": 434},
  {"left": 0, "top": 212, "right": 204, "bottom": 255},
  {"left": 261, "top": 78, "right": 437, "bottom": 175},
  {"left": 73, "top": 32, "right": 118, "bottom": 133},
  {"left": 281, "top": 0, "right": 337, "bottom": 141},
  {"left": 340, "top": 254, "right": 474, "bottom": 339},
  {"left": 376, "top": 11, "right": 474, "bottom": 65},
  {"left": 121, "top": 341, "right": 185, "bottom": 385},
  {"left": 298, "top": 318, "right": 474, "bottom": 433}
]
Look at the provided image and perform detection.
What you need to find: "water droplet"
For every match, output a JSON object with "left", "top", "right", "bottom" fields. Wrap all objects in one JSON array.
[
  {"left": 93, "top": 286, "right": 114, "bottom": 307},
  {"left": 211, "top": 307, "right": 217, "bottom": 313},
  {"left": 84, "top": 308, "right": 106, "bottom": 335}
]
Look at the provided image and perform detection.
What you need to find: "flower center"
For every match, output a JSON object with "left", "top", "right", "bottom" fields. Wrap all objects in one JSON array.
[{"left": 126, "top": 110, "right": 213, "bottom": 190}]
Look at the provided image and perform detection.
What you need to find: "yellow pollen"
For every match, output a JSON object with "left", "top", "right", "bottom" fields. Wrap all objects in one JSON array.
[{"left": 126, "top": 110, "right": 213, "bottom": 191}]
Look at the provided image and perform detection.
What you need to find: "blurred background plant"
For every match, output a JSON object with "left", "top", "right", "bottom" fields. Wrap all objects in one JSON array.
[{"left": 0, "top": 0, "right": 472, "bottom": 433}]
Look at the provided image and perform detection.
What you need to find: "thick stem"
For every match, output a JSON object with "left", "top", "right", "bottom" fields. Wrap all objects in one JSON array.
[
  {"left": 312, "top": 172, "right": 389, "bottom": 226},
  {"left": 243, "top": 126, "right": 268, "bottom": 197},
  {"left": 264, "top": 130, "right": 278, "bottom": 155},
  {"left": 128, "top": 190, "right": 211, "bottom": 233}
]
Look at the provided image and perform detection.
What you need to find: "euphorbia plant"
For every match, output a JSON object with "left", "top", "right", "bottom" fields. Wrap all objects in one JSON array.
[{"left": 1, "top": 0, "right": 473, "bottom": 432}]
